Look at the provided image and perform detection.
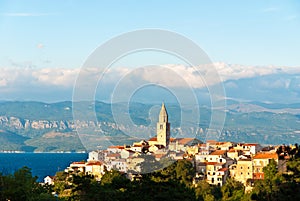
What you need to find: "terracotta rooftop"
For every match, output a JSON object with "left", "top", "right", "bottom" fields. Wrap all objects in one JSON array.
[
  {"left": 228, "top": 148, "right": 236, "bottom": 153},
  {"left": 206, "top": 140, "right": 217, "bottom": 143},
  {"left": 206, "top": 162, "right": 223, "bottom": 166},
  {"left": 169, "top": 137, "right": 176, "bottom": 142},
  {"left": 72, "top": 161, "right": 85, "bottom": 164},
  {"left": 243, "top": 143, "right": 258, "bottom": 146},
  {"left": 210, "top": 150, "right": 227, "bottom": 155},
  {"left": 107, "top": 153, "right": 121, "bottom": 158},
  {"left": 238, "top": 143, "right": 258, "bottom": 146},
  {"left": 86, "top": 161, "right": 102, "bottom": 166},
  {"left": 132, "top": 144, "right": 142, "bottom": 147},
  {"left": 149, "top": 137, "right": 157, "bottom": 141},
  {"left": 216, "top": 142, "right": 226, "bottom": 145},
  {"left": 253, "top": 152, "right": 278, "bottom": 159},
  {"left": 108, "top": 145, "right": 124, "bottom": 149},
  {"left": 154, "top": 154, "right": 165, "bottom": 158},
  {"left": 218, "top": 168, "right": 228, "bottom": 172},
  {"left": 179, "top": 138, "right": 196, "bottom": 145}
]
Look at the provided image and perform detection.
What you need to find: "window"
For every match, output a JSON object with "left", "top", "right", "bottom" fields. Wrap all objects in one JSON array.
[{"left": 160, "top": 125, "right": 163, "bottom": 129}]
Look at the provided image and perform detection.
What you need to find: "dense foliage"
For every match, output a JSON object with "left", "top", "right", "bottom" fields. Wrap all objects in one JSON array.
[
  {"left": 0, "top": 166, "right": 55, "bottom": 201},
  {"left": 1, "top": 150, "right": 300, "bottom": 201}
]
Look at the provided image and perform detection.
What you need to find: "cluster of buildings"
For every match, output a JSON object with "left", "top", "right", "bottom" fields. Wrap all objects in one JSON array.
[{"left": 45, "top": 103, "right": 287, "bottom": 188}]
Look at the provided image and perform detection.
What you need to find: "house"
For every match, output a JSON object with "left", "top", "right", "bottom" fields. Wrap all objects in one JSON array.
[
  {"left": 148, "top": 144, "right": 165, "bottom": 153},
  {"left": 227, "top": 148, "right": 243, "bottom": 161},
  {"left": 215, "top": 168, "right": 229, "bottom": 186},
  {"left": 88, "top": 150, "right": 106, "bottom": 162},
  {"left": 234, "top": 143, "right": 262, "bottom": 155},
  {"left": 252, "top": 152, "right": 278, "bottom": 179},
  {"left": 207, "top": 141, "right": 234, "bottom": 151},
  {"left": 206, "top": 162, "right": 226, "bottom": 186},
  {"left": 168, "top": 138, "right": 202, "bottom": 152},
  {"left": 65, "top": 161, "right": 86, "bottom": 173},
  {"left": 196, "top": 149, "right": 228, "bottom": 163},
  {"left": 85, "top": 161, "right": 105, "bottom": 180},
  {"left": 120, "top": 149, "right": 135, "bottom": 159},
  {"left": 130, "top": 144, "right": 143, "bottom": 152},
  {"left": 169, "top": 151, "right": 185, "bottom": 160},
  {"left": 107, "top": 145, "right": 125, "bottom": 153},
  {"left": 105, "top": 153, "right": 121, "bottom": 162},
  {"left": 229, "top": 155, "right": 253, "bottom": 185},
  {"left": 108, "top": 158, "right": 128, "bottom": 173},
  {"left": 207, "top": 150, "right": 227, "bottom": 163},
  {"left": 44, "top": 176, "right": 54, "bottom": 185}
]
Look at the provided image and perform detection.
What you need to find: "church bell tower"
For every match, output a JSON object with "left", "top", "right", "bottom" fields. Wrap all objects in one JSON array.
[{"left": 157, "top": 103, "right": 170, "bottom": 147}]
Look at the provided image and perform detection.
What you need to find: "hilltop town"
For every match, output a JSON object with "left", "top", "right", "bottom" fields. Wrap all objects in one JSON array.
[{"left": 44, "top": 103, "right": 296, "bottom": 193}]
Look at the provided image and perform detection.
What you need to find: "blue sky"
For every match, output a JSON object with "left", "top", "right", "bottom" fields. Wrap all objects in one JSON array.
[{"left": 0, "top": 0, "right": 299, "bottom": 69}]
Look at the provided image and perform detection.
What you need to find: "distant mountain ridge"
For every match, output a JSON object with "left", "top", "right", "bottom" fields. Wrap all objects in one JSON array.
[{"left": 0, "top": 100, "right": 299, "bottom": 152}]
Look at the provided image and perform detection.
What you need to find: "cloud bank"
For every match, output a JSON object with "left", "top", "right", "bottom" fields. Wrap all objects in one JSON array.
[{"left": 0, "top": 63, "right": 299, "bottom": 103}]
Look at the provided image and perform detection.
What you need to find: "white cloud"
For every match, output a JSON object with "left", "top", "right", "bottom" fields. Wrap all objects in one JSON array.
[
  {"left": 0, "top": 63, "right": 300, "bottom": 101},
  {"left": 1, "top": 63, "right": 299, "bottom": 89}
]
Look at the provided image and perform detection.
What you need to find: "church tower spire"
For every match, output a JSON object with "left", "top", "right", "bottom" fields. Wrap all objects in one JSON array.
[{"left": 157, "top": 102, "right": 170, "bottom": 147}]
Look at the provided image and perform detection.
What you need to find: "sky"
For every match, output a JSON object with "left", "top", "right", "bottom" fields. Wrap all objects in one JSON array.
[
  {"left": 0, "top": 0, "right": 300, "bottom": 68},
  {"left": 0, "top": 0, "right": 300, "bottom": 102}
]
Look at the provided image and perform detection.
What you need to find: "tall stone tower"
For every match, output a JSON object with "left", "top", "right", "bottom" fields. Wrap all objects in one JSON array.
[{"left": 157, "top": 103, "right": 170, "bottom": 147}]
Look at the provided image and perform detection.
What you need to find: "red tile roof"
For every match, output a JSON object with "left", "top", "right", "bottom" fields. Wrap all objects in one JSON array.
[
  {"left": 107, "top": 153, "right": 121, "bottom": 158},
  {"left": 253, "top": 152, "right": 278, "bottom": 159},
  {"left": 149, "top": 137, "right": 157, "bottom": 141},
  {"left": 243, "top": 143, "right": 258, "bottom": 146},
  {"left": 228, "top": 148, "right": 236, "bottom": 153},
  {"left": 86, "top": 161, "right": 102, "bottom": 166},
  {"left": 210, "top": 150, "right": 227, "bottom": 155},
  {"left": 206, "top": 162, "right": 218, "bottom": 165},
  {"left": 133, "top": 144, "right": 142, "bottom": 147},
  {"left": 72, "top": 161, "right": 85, "bottom": 164},
  {"left": 108, "top": 145, "right": 124, "bottom": 149},
  {"left": 206, "top": 162, "right": 224, "bottom": 166},
  {"left": 154, "top": 154, "right": 165, "bottom": 158},
  {"left": 178, "top": 138, "right": 195, "bottom": 145},
  {"left": 218, "top": 168, "right": 228, "bottom": 172}
]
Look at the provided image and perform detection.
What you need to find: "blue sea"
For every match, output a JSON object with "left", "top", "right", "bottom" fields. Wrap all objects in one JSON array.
[{"left": 0, "top": 153, "right": 88, "bottom": 182}]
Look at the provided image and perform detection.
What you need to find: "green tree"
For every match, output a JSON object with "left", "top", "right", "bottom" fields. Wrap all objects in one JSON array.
[
  {"left": 0, "top": 166, "right": 55, "bottom": 201},
  {"left": 250, "top": 159, "right": 283, "bottom": 201},
  {"left": 195, "top": 180, "right": 221, "bottom": 201},
  {"left": 221, "top": 178, "right": 245, "bottom": 201},
  {"left": 101, "top": 169, "right": 129, "bottom": 188},
  {"left": 175, "top": 159, "right": 195, "bottom": 186}
]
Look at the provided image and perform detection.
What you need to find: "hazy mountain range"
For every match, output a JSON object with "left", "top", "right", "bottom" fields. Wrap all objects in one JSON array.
[{"left": 0, "top": 100, "right": 299, "bottom": 152}]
